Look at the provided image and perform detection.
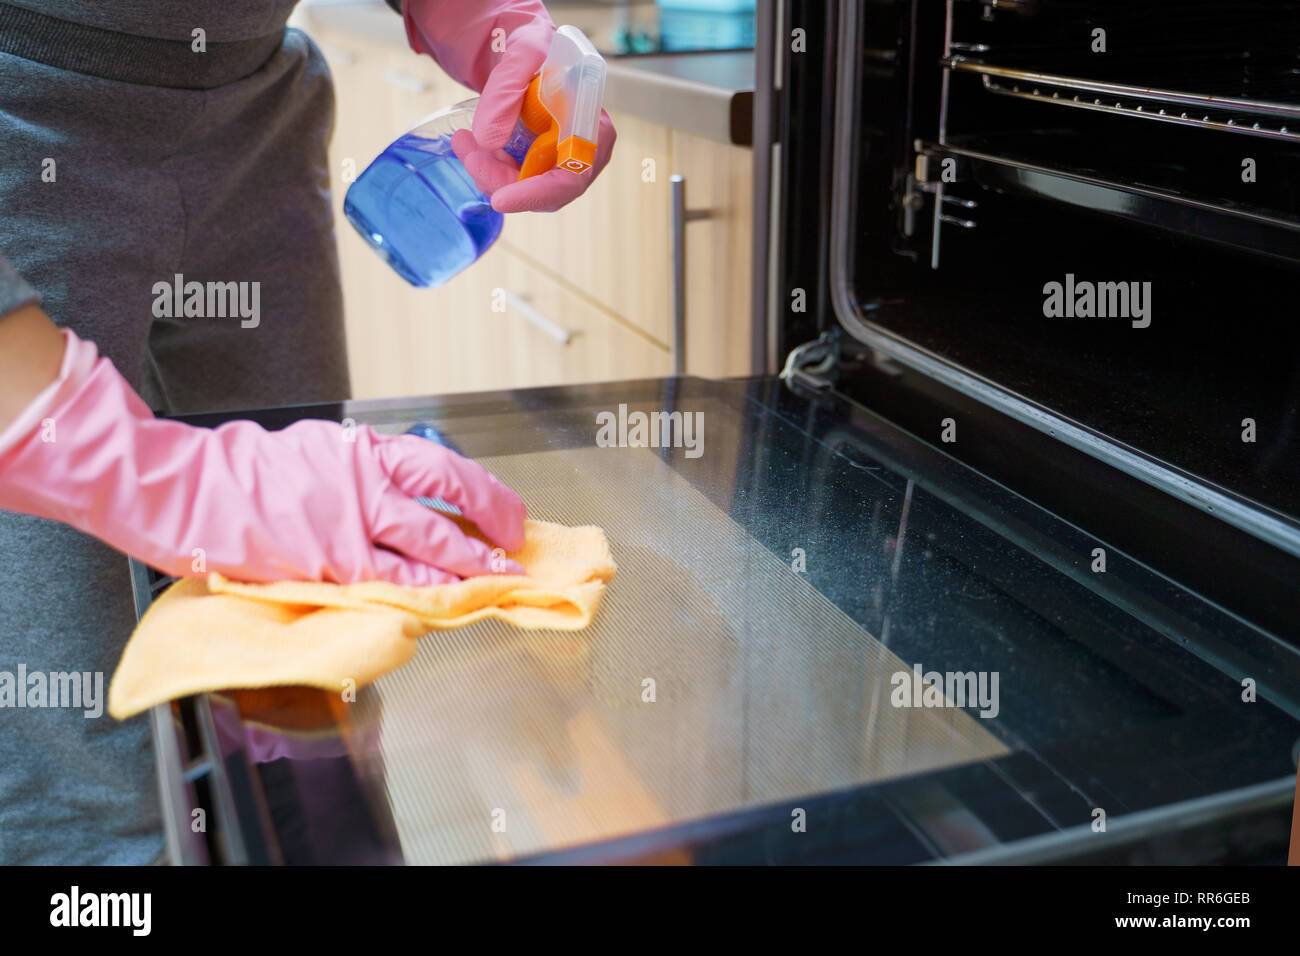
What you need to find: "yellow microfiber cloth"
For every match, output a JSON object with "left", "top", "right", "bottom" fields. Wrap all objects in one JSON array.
[{"left": 108, "top": 518, "right": 616, "bottom": 720}]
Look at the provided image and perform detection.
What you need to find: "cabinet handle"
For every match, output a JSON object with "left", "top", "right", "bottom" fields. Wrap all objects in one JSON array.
[
  {"left": 669, "top": 175, "right": 711, "bottom": 376},
  {"left": 316, "top": 43, "right": 355, "bottom": 66},
  {"left": 500, "top": 289, "right": 575, "bottom": 346},
  {"left": 381, "top": 69, "right": 430, "bottom": 94}
]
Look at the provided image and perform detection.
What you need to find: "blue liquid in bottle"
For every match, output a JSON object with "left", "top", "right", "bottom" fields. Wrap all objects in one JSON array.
[{"left": 343, "top": 130, "right": 504, "bottom": 288}]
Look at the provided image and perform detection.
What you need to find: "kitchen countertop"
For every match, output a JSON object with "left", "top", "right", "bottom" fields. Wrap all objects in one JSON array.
[
  {"left": 298, "top": 0, "right": 754, "bottom": 146},
  {"left": 604, "top": 52, "right": 753, "bottom": 146}
]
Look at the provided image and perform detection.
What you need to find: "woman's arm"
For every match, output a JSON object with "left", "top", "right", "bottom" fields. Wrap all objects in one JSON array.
[
  {"left": 0, "top": 250, "right": 65, "bottom": 438},
  {"left": 0, "top": 264, "right": 527, "bottom": 585},
  {"left": 0, "top": 302, "right": 66, "bottom": 433}
]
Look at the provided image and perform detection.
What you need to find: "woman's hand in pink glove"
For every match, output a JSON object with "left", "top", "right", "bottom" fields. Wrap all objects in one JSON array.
[
  {"left": 451, "top": 107, "right": 617, "bottom": 214},
  {"left": 403, "top": 1, "right": 617, "bottom": 213},
  {"left": 169, "top": 418, "right": 530, "bottom": 586},
  {"left": 0, "top": 329, "right": 527, "bottom": 587}
]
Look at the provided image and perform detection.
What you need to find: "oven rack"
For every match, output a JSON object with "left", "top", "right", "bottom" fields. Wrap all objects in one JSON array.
[
  {"left": 945, "top": 59, "right": 1300, "bottom": 144},
  {"left": 953, "top": 0, "right": 1300, "bottom": 34},
  {"left": 922, "top": 136, "right": 1300, "bottom": 262}
]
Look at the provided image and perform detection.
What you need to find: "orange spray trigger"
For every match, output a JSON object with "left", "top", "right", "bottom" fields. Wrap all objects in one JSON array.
[
  {"left": 511, "top": 27, "right": 606, "bottom": 182},
  {"left": 516, "top": 77, "right": 559, "bottom": 181}
]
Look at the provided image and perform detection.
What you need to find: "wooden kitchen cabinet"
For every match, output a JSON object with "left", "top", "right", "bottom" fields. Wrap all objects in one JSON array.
[
  {"left": 498, "top": 111, "right": 675, "bottom": 347},
  {"left": 496, "top": 252, "right": 672, "bottom": 388},
  {"left": 672, "top": 129, "right": 754, "bottom": 379},
  {"left": 309, "top": 19, "right": 752, "bottom": 400},
  {"left": 501, "top": 114, "right": 754, "bottom": 380}
]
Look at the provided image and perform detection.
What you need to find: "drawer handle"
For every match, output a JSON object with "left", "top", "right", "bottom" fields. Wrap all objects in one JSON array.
[
  {"left": 669, "top": 175, "right": 711, "bottom": 376},
  {"left": 316, "top": 43, "right": 355, "bottom": 66},
  {"left": 381, "top": 69, "right": 430, "bottom": 94},
  {"left": 500, "top": 289, "right": 574, "bottom": 346}
]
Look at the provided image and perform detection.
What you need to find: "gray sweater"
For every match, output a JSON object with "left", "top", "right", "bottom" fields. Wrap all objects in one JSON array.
[
  {"left": 0, "top": 254, "right": 39, "bottom": 317},
  {"left": 0, "top": 0, "right": 353, "bottom": 863}
]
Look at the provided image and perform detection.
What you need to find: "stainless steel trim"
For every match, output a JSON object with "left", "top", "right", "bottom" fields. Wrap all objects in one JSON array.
[
  {"left": 752, "top": 0, "right": 778, "bottom": 374},
  {"left": 129, "top": 560, "right": 204, "bottom": 866},
  {"left": 973, "top": 71, "right": 1300, "bottom": 144},
  {"left": 671, "top": 174, "right": 687, "bottom": 374},
  {"left": 928, "top": 775, "right": 1296, "bottom": 865},
  {"left": 836, "top": 319, "right": 1300, "bottom": 561},
  {"left": 670, "top": 175, "right": 711, "bottom": 375},
  {"left": 930, "top": 0, "right": 956, "bottom": 268},
  {"left": 828, "top": 0, "right": 1300, "bottom": 561},
  {"left": 764, "top": 143, "right": 783, "bottom": 375},
  {"left": 147, "top": 706, "right": 199, "bottom": 866},
  {"left": 949, "top": 59, "right": 1300, "bottom": 121},
  {"left": 773, "top": 0, "right": 783, "bottom": 93},
  {"left": 192, "top": 695, "right": 251, "bottom": 865}
]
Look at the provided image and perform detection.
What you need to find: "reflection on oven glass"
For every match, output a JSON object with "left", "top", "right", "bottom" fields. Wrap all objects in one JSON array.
[{"left": 342, "top": 442, "right": 1006, "bottom": 864}]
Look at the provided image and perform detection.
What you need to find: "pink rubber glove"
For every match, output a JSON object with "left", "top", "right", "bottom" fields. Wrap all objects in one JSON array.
[
  {"left": 0, "top": 330, "right": 527, "bottom": 586},
  {"left": 402, "top": 0, "right": 616, "bottom": 213}
]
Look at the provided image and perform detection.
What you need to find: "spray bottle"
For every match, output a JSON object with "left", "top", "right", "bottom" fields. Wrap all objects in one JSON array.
[{"left": 343, "top": 25, "right": 607, "bottom": 288}]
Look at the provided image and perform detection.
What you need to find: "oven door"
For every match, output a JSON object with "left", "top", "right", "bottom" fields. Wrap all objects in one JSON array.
[
  {"left": 134, "top": 374, "right": 1300, "bottom": 865},
  {"left": 767, "top": 0, "right": 1300, "bottom": 635}
]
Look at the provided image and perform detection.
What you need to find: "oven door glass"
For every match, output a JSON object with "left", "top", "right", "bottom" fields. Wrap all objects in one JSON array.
[{"left": 141, "top": 376, "right": 1300, "bottom": 864}]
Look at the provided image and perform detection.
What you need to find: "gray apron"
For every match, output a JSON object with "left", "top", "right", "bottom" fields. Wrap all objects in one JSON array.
[{"left": 0, "top": 1, "right": 352, "bottom": 862}]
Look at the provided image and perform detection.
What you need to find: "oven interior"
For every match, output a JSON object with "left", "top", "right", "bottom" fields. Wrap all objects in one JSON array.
[{"left": 832, "top": 0, "right": 1300, "bottom": 538}]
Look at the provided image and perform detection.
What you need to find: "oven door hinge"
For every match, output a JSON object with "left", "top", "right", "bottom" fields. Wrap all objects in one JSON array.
[{"left": 780, "top": 329, "right": 841, "bottom": 392}]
